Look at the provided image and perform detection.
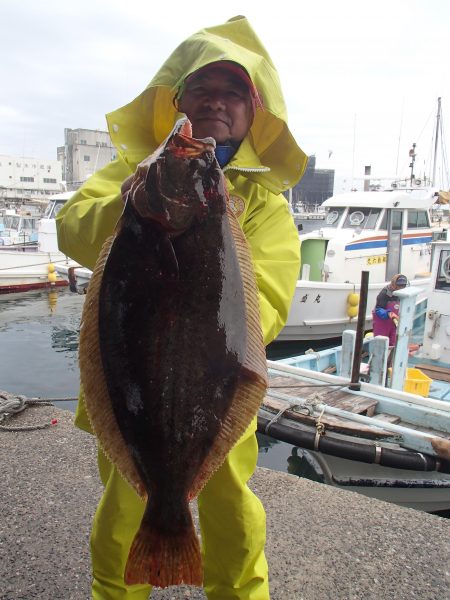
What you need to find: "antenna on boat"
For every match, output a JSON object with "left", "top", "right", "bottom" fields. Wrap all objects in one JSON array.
[
  {"left": 431, "top": 97, "right": 441, "bottom": 187},
  {"left": 409, "top": 143, "right": 416, "bottom": 185}
]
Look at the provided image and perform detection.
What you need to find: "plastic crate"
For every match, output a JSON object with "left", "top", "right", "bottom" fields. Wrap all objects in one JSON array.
[
  {"left": 403, "top": 368, "right": 432, "bottom": 397},
  {"left": 388, "top": 367, "right": 432, "bottom": 397}
]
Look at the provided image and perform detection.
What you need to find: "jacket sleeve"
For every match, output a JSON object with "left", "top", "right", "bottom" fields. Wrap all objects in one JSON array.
[
  {"left": 56, "top": 157, "right": 133, "bottom": 269},
  {"left": 242, "top": 190, "right": 300, "bottom": 346}
]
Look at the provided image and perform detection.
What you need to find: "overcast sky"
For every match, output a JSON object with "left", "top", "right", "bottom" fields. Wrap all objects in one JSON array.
[{"left": 2, "top": 0, "right": 449, "bottom": 192}]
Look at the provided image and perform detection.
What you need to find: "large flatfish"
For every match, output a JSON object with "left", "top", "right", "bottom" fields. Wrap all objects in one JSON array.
[{"left": 79, "top": 118, "right": 268, "bottom": 588}]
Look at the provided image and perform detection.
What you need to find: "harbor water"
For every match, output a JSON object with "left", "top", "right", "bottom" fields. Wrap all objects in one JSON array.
[{"left": 0, "top": 284, "right": 330, "bottom": 480}]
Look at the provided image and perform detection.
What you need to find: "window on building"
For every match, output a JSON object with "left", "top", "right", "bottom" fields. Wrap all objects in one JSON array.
[
  {"left": 80, "top": 140, "right": 87, "bottom": 145},
  {"left": 43, "top": 178, "right": 57, "bottom": 183},
  {"left": 84, "top": 155, "right": 91, "bottom": 162},
  {"left": 20, "top": 176, "right": 34, "bottom": 182}
]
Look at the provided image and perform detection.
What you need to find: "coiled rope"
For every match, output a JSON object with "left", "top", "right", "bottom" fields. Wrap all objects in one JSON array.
[{"left": 0, "top": 391, "right": 55, "bottom": 431}]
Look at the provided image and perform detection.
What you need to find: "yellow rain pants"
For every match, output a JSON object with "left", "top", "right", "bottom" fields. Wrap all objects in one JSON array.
[
  {"left": 56, "top": 18, "right": 305, "bottom": 599},
  {"left": 91, "top": 417, "right": 269, "bottom": 600}
]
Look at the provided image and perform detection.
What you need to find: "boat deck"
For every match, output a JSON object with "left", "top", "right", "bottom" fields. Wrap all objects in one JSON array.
[{"left": 260, "top": 362, "right": 450, "bottom": 474}]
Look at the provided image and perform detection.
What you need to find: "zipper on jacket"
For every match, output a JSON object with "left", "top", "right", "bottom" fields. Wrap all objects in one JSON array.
[{"left": 223, "top": 165, "right": 271, "bottom": 174}]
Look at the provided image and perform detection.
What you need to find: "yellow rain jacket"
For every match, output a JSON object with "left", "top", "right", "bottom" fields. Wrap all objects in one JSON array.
[{"left": 56, "top": 16, "right": 306, "bottom": 600}]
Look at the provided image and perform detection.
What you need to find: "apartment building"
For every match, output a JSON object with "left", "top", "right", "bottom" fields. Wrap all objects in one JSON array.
[
  {"left": 57, "top": 128, "right": 116, "bottom": 189},
  {"left": 0, "top": 155, "right": 62, "bottom": 206}
]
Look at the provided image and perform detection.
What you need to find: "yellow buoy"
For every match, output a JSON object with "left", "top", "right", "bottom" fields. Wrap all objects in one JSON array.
[
  {"left": 47, "top": 271, "right": 58, "bottom": 283},
  {"left": 347, "top": 305, "right": 359, "bottom": 318},
  {"left": 47, "top": 263, "right": 56, "bottom": 273},
  {"left": 347, "top": 292, "right": 360, "bottom": 306}
]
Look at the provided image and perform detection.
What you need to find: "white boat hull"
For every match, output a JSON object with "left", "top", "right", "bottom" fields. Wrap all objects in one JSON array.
[
  {"left": 278, "top": 277, "right": 430, "bottom": 341},
  {"left": 0, "top": 248, "right": 74, "bottom": 293}
]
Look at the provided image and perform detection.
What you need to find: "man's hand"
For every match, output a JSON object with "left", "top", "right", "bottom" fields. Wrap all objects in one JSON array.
[{"left": 388, "top": 312, "right": 399, "bottom": 326}]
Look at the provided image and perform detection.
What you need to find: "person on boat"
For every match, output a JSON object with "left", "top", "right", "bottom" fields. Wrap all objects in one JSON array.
[
  {"left": 56, "top": 16, "right": 306, "bottom": 600},
  {"left": 372, "top": 273, "right": 408, "bottom": 345}
]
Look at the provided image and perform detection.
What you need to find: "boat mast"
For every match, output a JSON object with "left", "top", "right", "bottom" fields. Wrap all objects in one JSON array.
[{"left": 431, "top": 97, "right": 441, "bottom": 186}]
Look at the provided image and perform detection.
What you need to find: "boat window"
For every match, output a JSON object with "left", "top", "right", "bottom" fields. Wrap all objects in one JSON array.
[
  {"left": 53, "top": 202, "right": 65, "bottom": 217},
  {"left": 435, "top": 249, "right": 450, "bottom": 291},
  {"left": 342, "top": 208, "right": 381, "bottom": 230},
  {"left": 407, "top": 209, "right": 430, "bottom": 229},
  {"left": 391, "top": 211, "right": 403, "bottom": 231},
  {"left": 378, "top": 211, "right": 387, "bottom": 230},
  {"left": 324, "top": 208, "right": 345, "bottom": 227},
  {"left": 2, "top": 215, "right": 20, "bottom": 230},
  {"left": 43, "top": 202, "right": 54, "bottom": 218},
  {"left": 22, "top": 218, "right": 37, "bottom": 230}
]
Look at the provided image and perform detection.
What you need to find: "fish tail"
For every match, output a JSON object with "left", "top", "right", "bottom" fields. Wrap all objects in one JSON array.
[{"left": 124, "top": 500, "right": 202, "bottom": 588}]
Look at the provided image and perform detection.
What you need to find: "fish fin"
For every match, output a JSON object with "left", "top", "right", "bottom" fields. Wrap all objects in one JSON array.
[
  {"left": 125, "top": 503, "right": 202, "bottom": 588},
  {"left": 79, "top": 233, "right": 146, "bottom": 498},
  {"left": 189, "top": 203, "right": 268, "bottom": 499},
  {"left": 189, "top": 375, "right": 267, "bottom": 499}
]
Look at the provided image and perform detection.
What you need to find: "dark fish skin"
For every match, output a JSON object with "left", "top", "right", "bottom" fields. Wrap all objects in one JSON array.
[
  {"left": 98, "top": 174, "right": 247, "bottom": 522},
  {"left": 80, "top": 118, "right": 268, "bottom": 587}
]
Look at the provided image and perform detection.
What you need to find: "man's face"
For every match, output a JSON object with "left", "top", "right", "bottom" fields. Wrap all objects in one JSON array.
[{"left": 178, "top": 66, "right": 254, "bottom": 144}]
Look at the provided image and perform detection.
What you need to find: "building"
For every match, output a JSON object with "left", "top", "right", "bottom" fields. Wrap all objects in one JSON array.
[
  {"left": 0, "top": 154, "right": 63, "bottom": 208},
  {"left": 57, "top": 128, "right": 116, "bottom": 190},
  {"left": 290, "top": 155, "right": 334, "bottom": 210}
]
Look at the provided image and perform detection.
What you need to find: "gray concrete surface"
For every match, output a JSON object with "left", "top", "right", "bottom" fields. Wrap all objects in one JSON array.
[{"left": 1, "top": 404, "right": 450, "bottom": 600}]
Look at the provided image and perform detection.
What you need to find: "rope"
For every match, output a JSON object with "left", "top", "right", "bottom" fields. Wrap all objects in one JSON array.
[
  {"left": 0, "top": 391, "right": 56, "bottom": 431},
  {"left": 0, "top": 257, "right": 74, "bottom": 273}
]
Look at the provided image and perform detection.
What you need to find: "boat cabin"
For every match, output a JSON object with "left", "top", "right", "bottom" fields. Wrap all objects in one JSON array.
[
  {"left": 38, "top": 192, "right": 74, "bottom": 253},
  {"left": 420, "top": 240, "right": 450, "bottom": 364},
  {"left": 299, "top": 188, "right": 440, "bottom": 285},
  {"left": 0, "top": 209, "right": 39, "bottom": 246}
]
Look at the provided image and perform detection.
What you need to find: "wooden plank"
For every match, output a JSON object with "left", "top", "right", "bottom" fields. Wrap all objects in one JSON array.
[
  {"left": 414, "top": 364, "right": 450, "bottom": 384},
  {"left": 372, "top": 412, "right": 401, "bottom": 424},
  {"left": 269, "top": 377, "right": 379, "bottom": 416},
  {"left": 332, "top": 396, "right": 378, "bottom": 416},
  {"left": 262, "top": 396, "right": 396, "bottom": 438}
]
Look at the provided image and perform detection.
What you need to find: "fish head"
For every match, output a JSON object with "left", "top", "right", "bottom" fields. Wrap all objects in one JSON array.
[{"left": 130, "top": 119, "right": 221, "bottom": 234}]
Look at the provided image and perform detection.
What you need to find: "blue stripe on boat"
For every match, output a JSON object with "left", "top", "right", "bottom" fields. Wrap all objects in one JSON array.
[{"left": 345, "top": 236, "right": 432, "bottom": 251}]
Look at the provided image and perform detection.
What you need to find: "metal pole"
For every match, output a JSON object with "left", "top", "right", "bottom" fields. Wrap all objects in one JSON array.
[
  {"left": 432, "top": 97, "right": 441, "bottom": 187},
  {"left": 349, "top": 270, "right": 370, "bottom": 391}
]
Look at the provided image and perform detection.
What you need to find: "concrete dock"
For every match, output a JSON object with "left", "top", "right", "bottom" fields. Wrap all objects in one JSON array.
[{"left": 2, "top": 404, "right": 450, "bottom": 600}]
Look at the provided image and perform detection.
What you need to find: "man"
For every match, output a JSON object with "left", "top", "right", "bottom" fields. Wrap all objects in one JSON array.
[
  {"left": 372, "top": 273, "right": 408, "bottom": 346},
  {"left": 57, "top": 16, "right": 306, "bottom": 600}
]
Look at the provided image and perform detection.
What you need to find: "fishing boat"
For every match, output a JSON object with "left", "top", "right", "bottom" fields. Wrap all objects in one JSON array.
[
  {"left": 259, "top": 240, "right": 450, "bottom": 512},
  {"left": 278, "top": 185, "right": 446, "bottom": 341},
  {"left": 0, "top": 192, "right": 78, "bottom": 294},
  {"left": 0, "top": 208, "right": 39, "bottom": 247}
]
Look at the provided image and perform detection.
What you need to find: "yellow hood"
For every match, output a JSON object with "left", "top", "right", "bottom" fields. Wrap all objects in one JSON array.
[{"left": 106, "top": 15, "right": 307, "bottom": 195}]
